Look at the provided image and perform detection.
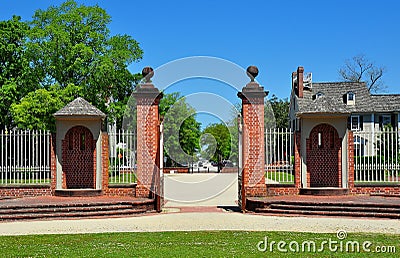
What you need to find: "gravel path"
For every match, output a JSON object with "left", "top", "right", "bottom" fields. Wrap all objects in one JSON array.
[{"left": 1, "top": 211, "right": 400, "bottom": 236}]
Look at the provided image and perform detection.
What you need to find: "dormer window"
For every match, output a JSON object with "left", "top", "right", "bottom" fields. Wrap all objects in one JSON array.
[
  {"left": 313, "top": 92, "right": 324, "bottom": 100},
  {"left": 346, "top": 92, "right": 355, "bottom": 105}
]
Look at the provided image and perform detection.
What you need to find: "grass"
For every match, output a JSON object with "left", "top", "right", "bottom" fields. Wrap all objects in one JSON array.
[
  {"left": 108, "top": 172, "right": 136, "bottom": 184},
  {"left": 0, "top": 179, "right": 50, "bottom": 185},
  {"left": 266, "top": 171, "right": 295, "bottom": 184},
  {"left": 0, "top": 231, "right": 398, "bottom": 257},
  {"left": 354, "top": 181, "right": 400, "bottom": 186}
]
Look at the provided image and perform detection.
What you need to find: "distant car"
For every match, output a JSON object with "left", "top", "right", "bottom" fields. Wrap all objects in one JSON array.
[{"left": 222, "top": 160, "right": 233, "bottom": 167}]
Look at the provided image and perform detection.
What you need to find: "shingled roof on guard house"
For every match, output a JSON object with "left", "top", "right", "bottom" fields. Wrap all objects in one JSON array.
[{"left": 54, "top": 97, "right": 106, "bottom": 118}]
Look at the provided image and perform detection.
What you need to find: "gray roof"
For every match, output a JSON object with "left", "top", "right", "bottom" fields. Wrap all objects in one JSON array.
[
  {"left": 54, "top": 97, "right": 106, "bottom": 118},
  {"left": 296, "top": 82, "right": 400, "bottom": 115},
  {"left": 370, "top": 95, "right": 400, "bottom": 112}
]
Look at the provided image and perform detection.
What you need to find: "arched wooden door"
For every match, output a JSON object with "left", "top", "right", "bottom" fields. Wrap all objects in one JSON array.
[
  {"left": 62, "top": 126, "right": 96, "bottom": 189},
  {"left": 307, "top": 124, "right": 341, "bottom": 187}
]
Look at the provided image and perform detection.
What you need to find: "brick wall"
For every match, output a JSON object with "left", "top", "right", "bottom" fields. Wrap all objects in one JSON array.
[
  {"left": 267, "top": 186, "right": 300, "bottom": 195},
  {"left": 0, "top": 186, "right": 52, "bottom": 198},
  {"left": 164, "top": 167, "right": 190, "bottom": 173}
]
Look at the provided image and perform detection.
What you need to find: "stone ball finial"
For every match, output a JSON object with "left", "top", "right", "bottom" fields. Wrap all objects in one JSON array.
[
  {"left": 246, "top": 65, "right": 259, "bottom": 81},
  {"left": 142, "top": 66, "right": 154, "bottom": 83}
]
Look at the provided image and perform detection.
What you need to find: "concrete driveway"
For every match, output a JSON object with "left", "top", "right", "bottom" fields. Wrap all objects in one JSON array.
[{"left": 163, "top": 173, "right": 238, "bottom": 207}]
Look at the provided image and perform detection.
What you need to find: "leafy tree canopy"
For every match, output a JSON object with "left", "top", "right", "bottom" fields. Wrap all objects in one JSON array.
[
  {"left": 0, "top": 15, "right": 36, "bottom": 129},
  {"left": 268, "top": 94, "right": 289, "bottom": 128},
  {"left": 202, "top": 123, "right": 232, "bottom": 163},
  {"left": 161, "top": 93, "right": 201, "bottom": 167},
  {"left": 3, "top": 0, "right": 143, "bottom": 130},
  {"left": 10, "top": 84, "right": 83, "bottom": 131}
]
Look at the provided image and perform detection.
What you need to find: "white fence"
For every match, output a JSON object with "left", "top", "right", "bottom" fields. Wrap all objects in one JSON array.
[
  {"left": 265, "top": 128, "right": 295, "bottom": 184},
  {"left": 354, "top": 129, "right": 400, "bottom": 184},
  {"left": 108, "top": 129, "right": 137, "bottom": 184},
  {"left": 0, "top": 130, "right": 51, "bottom": 185}
]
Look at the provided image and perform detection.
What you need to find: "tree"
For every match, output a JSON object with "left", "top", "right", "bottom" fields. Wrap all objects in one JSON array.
[
  {"left": 339, "top": 54, "right": 386, "bottom": 93},
  {"left": 0, "top": 16, "right": 36, "bottom": 129},
  {"left": 161, "top": 93, "right": 201, "bottom": 167},
  {"left": 269, "top": 95, "right": 289, "bottom": 128},
  {"left": 202, "top": 123, "right": 232, "bottom": 165},
  {"left": 10, "top": 84, "right": 83, "bottom": 131},
  {"left": 26, "top": 0, "right": 143, "bottom": 124}
]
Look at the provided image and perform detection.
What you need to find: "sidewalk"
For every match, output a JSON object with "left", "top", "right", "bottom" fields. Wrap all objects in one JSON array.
[{"left": 1, "top": 209, "right": 400, "bottom": 236}]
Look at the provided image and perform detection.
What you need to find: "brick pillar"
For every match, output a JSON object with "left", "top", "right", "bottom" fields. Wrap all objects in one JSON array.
[
  {"left": 102, "top": 132, "right": 109, "bottom": 192},
  {"left": 294, "top": 131, "right": 301, "bottom": 189},
  {"left": 347, "top": 130, "right": 355, "bottom": 190},
  {"left": 50, "top": 133, "right": 57, "bottom": 195},
  {"left": 238, "top": 66, "right": 268, "bottom": 210},
  {"left": 133, "top": 67, "right": 163, "bottom": 198}
]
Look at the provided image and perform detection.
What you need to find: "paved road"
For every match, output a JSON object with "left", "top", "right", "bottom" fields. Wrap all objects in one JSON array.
[{"left": 163, "top": 173, "right": 238, "bottom": 207}]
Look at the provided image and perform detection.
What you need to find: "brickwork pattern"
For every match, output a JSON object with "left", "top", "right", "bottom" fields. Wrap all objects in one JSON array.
[
  {"left": 267, "top": 186, "right": 300, "bottom": 195},
  {"left": 62, "top": 126, "right": 96, "bottom": 189},
  {"left": 105, "top": 187, "right": 136, "bottom": 196},
  {"left": 101, "top": 132, "right": 109, "bottom": 192},
  {"left": 350, "top": 186, "right": 400, "bottom": 195},
  {"left": 135, "top": 96, "right": 161, "bottom": 198},
  {"left": 242, "top": 99, "right": 266, "bottom": 198},
  {"left": 307, "top": 124, "right": 341, "bottom": 187},
  {"left": 347, "top": 131, "right": 355, "bottom": 189},
  {"left": 50, "top": 133, "right": 57, "bottom": 194},
  {"left": 294, "top": 131, "right": 302, "bottom": 189},
  {"left": 0, "top": 186, "right": 52, "bottom": 198}
]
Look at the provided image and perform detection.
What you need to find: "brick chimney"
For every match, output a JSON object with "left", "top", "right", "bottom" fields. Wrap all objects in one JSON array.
[{"left": 297, "top": 66, "right": 304, "bottom": 98}]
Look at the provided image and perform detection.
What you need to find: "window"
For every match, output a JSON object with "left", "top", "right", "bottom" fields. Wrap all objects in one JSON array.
[
  {"left": 348, "top": 92, "right": 354, "bottom": 101},
  {"left": 346, "top": 92, "right": 355, "bottom": 105},
  {"left": 382, "top": 115, "right": 391, "bottom": 127},
  {"left": 351, "top": 115, "right": 360, "bottom": 131},
  {"left": 318, "top": 132, "right": 323, "bottom": 148},
  {"left": 313, "top": 92, "right": 324, "bottom": 100}
]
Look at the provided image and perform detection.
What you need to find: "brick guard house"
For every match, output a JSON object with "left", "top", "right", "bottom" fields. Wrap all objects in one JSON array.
[{"left": 286, "top": 66, "right": 400, "bottom": 196}]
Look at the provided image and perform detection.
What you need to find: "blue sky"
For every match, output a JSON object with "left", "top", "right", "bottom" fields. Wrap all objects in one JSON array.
[{"left": 1, "top": 0, "right": 400, "bottom": 127}]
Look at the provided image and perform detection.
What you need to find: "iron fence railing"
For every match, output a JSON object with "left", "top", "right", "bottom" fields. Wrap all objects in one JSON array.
[{"left": 0, "top": 130, "right": 51, "bottom": 185}]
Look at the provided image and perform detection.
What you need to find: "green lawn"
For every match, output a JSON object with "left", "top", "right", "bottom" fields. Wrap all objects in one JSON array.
[
  {"left": 0, "top": 179, "right": 50, "bottom": 185},
  {"left": 108, "top": 172, "right": 136, "bottom": 184},
  {"left": 0, "top": 231, "right": 398, "bottom": 257},
  {"left": 266, "top": 171, "right": 295, "bottom": 184}
]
